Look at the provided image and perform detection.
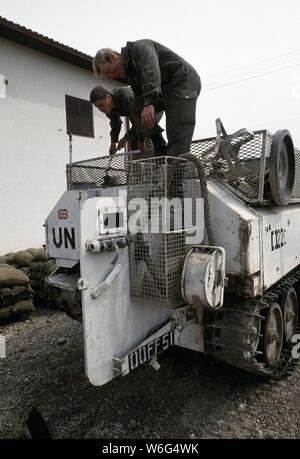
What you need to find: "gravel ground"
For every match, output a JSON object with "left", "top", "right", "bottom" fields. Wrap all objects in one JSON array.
[{"left": 0, "top": 308, "right": 300, "bottom": 439}]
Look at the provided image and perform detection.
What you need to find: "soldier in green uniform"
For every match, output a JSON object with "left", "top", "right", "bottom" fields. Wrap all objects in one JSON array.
[
  {"left": 93, "top": 39, "right": 201, "bottom": 157},
  {"left": 90, "top": 85, "right": 166, "bottom": 155}
]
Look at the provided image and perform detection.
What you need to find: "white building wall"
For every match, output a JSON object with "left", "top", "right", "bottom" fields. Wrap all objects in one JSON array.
[{"left": 0, "top": 37, "right": 124, "bottom": 253}]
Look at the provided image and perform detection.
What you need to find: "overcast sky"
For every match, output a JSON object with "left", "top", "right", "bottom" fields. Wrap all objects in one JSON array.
[{"left": 1, "top": 0, "right": 300, "bottom": 145}]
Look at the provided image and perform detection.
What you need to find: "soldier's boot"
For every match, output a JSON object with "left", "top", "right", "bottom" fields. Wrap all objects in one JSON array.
[{"left": 151, "top": 132, "right": 167, "bottom": 156}]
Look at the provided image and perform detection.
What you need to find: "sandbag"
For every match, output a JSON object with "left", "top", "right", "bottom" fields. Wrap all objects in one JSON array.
[
  {"left": 30, "top": 279, "right": 42, "bottom": 289},
  {"left": 12, "top": 285, "right": 33, "bottom": 303},
  {"left": 25, "top": 248, "right": 39, "bottom": 256},
  {"left": 29, "top": 248, "right": 48, "bottom": 262},
  {"left": 29, "top": 261, "right": 45, "bottom": 271},
  {"left": 0, "top": 285, "right": 33, "bottom": 307},
  {"left": 12, "top": 300, "right": 35, "bottom": 314},
  {"left": 0, "top": 300, "right": 35, "bottom": 320},
  {"left": 0, "top": 263, "right": 15, "bottom": 270},
  {"left": 4, "top": 252, "right": 15, "bottom": 263},
  {"left": 0, "top": 288, "right": 13, "bottom": 307},
  {"left": 10, "top": 251, "right": 33, "bottom": 267},
  {"left": 0, "top": 305, "right": 11, "bottom": 319},
  {"left": 0, "top": 265, "right": 30, "bottom": 287},
  {"left": 3, "top": 249, "right": 59, "bottom": 312},
  {"left": 29, "top": 271, "right": 44, "bottom": 282},
  {"left": 43, "top": 259, "right": 56, "bottom": 275}
]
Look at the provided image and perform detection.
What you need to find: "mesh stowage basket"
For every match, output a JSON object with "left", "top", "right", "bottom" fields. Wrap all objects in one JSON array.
[
  {"left": 292, "top": 149, "right": 300, "bottom": 199},
  {"left": 66, "top": 130, "right": 300, "bottom": 203},
  {"left": 190, "top": 130, "right": 273, "bottom": 203},
  {"left": 128, "top": 156, "right": 199, "bottom": 308},
  {"left": 66, "top": 150, "right": 153, "bottom": 191}
]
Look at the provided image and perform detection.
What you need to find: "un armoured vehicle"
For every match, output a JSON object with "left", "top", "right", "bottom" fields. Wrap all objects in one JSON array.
[{"left": 45, "top": 120, "right": 300, "bottom": 385}]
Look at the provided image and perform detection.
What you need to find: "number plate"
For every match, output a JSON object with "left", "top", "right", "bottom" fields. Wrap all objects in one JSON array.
[{"left": 128, "top": 331, "right": 174, "bottom": 371}]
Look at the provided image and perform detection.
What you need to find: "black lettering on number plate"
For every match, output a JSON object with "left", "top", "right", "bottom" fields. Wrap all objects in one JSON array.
[{"left": 128, "top": 331, "right": 174, "bottom": 371}]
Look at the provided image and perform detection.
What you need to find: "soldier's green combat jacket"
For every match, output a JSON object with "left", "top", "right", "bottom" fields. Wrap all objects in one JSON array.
[
  {"left": 107, "top": 86, "right": 140, "bottom": 146},
  {"left": 107, "top": 86, "right": 165, "bottom": 151},
  {"left": 120, "top": 39, "right": 201, "bottom": 156}
]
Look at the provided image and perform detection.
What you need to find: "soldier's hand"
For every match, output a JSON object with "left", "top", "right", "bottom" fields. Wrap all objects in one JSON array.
[
  {"left": 109, "top": 142, "right": 117, "bottom": 155},
  {"left": 117, "top": 137, "right": 127, "bottom": 150},
  {"left": 141, "top": 105, "right": 155, "bottom": 129},
  {"left": 138, "top": 141, "right": 147, "bottom": 151}
]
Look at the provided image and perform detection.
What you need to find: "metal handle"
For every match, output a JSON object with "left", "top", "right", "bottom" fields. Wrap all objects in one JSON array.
[{"left": 91, "top": 264, "right": 122, "bottom": 299}]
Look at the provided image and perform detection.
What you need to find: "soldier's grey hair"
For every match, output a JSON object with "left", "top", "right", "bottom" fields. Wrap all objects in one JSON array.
[
  {"left": 93, "top": 48, "right": 118, "bottom": 77},
  {"left": 90, "top": 85, "right": 110, "bottom": 103}
]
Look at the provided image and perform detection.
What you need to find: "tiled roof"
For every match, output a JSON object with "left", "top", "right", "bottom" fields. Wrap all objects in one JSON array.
[{"left": 0, "top": 16, "right": 93, "bottom": 71}]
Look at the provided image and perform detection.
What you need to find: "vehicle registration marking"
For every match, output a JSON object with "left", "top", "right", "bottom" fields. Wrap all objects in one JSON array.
[{"left": 128, "top": 330, "right": 174, "bottom": 371}]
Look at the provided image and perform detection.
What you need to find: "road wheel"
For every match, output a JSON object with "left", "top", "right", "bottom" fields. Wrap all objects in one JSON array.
[
  {"left": 282, "top": 287, "right": 298, "bottom": 343},
  {"left": 263, "top": 303, "right": 283, "bottom": 368}
]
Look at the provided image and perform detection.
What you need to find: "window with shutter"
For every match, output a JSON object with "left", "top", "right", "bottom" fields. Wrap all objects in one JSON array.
[{"left": 65, "top": 95, "right": 94, "bottom": 137}]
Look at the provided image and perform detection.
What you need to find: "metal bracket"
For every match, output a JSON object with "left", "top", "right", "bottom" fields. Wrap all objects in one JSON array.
[
  {"left": 172, "top": 309, "right": 188, "bottom": 331},
  {"left": 214, "top": 118, "right": 255, "bottom": 179},
  {"left": 114, "top": 320, "right": 174, "bottom": 377},
  {"left": 113, "top": 356, "right": 125, "bottom": 375},
  {"left": 149, "top": 355, "right": 161, "bottom": 371},
  {"left": 77, "top": 277, "right": 88, "bottom": 290}
]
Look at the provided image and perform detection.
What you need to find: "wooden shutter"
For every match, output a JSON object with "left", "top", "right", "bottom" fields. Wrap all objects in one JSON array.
[{"left": 65, "top": 95, "right": 94, "bottom": 137}]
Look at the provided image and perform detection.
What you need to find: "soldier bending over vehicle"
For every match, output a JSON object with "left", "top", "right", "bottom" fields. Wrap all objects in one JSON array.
[
  {"left": 93, "top": 39, "right": 201, "bottom": 156},
  {"left": 90, "top": 85, "right": 166, "bottom": 155}
]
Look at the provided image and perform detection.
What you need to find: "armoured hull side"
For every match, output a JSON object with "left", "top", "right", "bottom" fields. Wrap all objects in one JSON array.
[
  {"left": 255, "top": 204, "right": 300, "bottom": 290},
  {"left": 207, "top": 181, "right": 260, "bottom": 276}
]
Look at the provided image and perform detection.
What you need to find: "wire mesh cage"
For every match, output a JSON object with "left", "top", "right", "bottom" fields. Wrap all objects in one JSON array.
[
  {"left": 190, "top": 130, "right": 274, "bottom": 203},
  {"left": 292, "top": 149, "right": 300, "bottom": 200},
  {"left": 66, "top": 150, "right": 153, "bottom": 191},
  {"left": 128, "top": 156, "right": 200, "bottom": 308},
  {"left": 66, "top": 127, "right": 300, "bottom": 204}
]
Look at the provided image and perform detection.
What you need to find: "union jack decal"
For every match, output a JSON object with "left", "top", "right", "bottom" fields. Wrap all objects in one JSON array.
[{"left": 58, "top": 209, "right": 68, "bottom": 220}]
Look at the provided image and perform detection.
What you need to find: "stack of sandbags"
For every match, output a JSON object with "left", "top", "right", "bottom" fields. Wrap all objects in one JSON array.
[
  {"left": 5, "top": 248, "right": 57, "bottom": 308},
  {"left": 0, "top": 262, "right": 35, "bottom": 320}
]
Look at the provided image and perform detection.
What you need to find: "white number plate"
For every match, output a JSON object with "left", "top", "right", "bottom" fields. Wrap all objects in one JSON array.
[{"left": 128, "top": 331, "right": 174, "bottom": 371}]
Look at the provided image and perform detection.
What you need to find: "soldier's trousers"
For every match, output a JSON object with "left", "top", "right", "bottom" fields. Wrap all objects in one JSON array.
[
  {"left": 131, "top": 69, "right": 201, "bottom": 157},
  {"left": 164, "top": 91, "right": 199, "bottom": 157}
]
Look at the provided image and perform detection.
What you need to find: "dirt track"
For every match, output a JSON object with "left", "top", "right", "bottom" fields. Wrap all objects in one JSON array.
[{"left": 0, "top": 308, "right": 300, "bottom": 439}]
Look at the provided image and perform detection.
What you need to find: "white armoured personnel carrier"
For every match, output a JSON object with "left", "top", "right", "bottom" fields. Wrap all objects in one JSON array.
[{"left": 45, "top": 120, "right": 300, "bottom": 385}]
